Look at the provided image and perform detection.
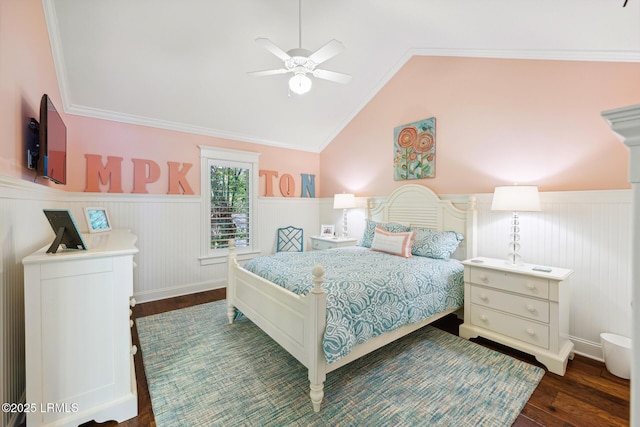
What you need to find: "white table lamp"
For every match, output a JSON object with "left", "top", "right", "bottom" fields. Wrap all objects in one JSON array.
[
  {"left": 491, "top": 185, "right": 541, "bottom": 265},
  {"left": 333, "top": 193, "right": 355, "bottom": 238}
]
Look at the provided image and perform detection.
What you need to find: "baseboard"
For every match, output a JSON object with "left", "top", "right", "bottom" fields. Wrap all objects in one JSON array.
[
  {"left": 571, "top": 335, "right": 604, "bottom": 362},
  {"left": 133, "top": 279, "right": 226, "bottom": 304}
]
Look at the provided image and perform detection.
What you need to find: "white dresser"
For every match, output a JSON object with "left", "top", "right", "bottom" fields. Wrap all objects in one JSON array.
[
  {"left": 310, "top": 236, "right": 358, "bottom": 250},
  {"left": 459, "top": 257, "right": 574, "bottom": 375},
  {"left": 22, "top": 229, "right": 139, "bottom": 427}
]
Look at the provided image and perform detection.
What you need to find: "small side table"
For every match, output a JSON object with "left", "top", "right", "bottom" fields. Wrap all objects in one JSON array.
[{"left": 310, "top": 236, "right": 358, "bottom": 250}]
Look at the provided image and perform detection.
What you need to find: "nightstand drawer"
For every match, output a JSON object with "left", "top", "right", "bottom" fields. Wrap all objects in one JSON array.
[
  {"left": 470, "top": 285, "right": 550, "bottom": 323},
  {"left": 469, "top": 267, "right": 549, "bottom": 299},
  {"left": 310, "top": 237, "right": 358, "bottom": 250},
  {"left": 311, "top": 239, "right": 335, "bottom": 250},
  {"left": 470, "top": 305, "right": 549, "bottom": 349}
]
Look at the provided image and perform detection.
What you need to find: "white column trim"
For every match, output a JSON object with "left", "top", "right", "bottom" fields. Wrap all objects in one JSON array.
[{"left": 602, "top": 104, "right": 640, "bottom": 427}]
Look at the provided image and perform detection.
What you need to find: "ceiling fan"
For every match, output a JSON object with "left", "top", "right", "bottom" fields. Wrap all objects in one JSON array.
[{"left": 247, "top": 0, "right": 352, "bottom": 95}]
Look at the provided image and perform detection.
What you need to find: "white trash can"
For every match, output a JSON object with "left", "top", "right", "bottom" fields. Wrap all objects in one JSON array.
[{"left": 600, "top": 333, "right": 631, "bottom": 379}]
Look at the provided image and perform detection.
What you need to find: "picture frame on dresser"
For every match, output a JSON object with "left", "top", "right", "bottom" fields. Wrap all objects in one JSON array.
[{"left": 84, "top": 207, "right": 112, "bottom": 233}]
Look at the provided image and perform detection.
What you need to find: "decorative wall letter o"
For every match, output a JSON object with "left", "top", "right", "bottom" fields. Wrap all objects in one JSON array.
[{"left": 279, "top": 173, "right": 296, "bottom": 197}]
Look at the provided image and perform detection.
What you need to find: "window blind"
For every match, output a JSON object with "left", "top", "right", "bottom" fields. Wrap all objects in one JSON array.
[{"left": 209, "top": 165, "right": 250, "bottom": 249}]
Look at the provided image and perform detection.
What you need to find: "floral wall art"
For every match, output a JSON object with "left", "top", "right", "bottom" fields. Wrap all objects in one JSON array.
[{"left": 393, "top": 117, "right": 436, "bottom": 180}]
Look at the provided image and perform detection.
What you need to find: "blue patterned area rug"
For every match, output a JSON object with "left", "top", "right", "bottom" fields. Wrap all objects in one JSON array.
[{"left": 136, "top": 300, "right": 544, "bottom": 426}]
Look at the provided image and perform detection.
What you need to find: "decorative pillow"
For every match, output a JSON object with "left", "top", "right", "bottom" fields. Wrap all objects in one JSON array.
[
  {"left": 370, "top": 226, "right": 416, "bottom": 258},
  {"left": 411, "top": 227, "right": 464, "bottom": 260},
  {"left": 360, "top": 219, "right": 410, "bottom": 248}
]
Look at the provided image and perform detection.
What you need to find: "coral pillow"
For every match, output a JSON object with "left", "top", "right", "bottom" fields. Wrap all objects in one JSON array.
[
  {"left": 359, "top": 219, "right": 410, "bottom": 248},
  {"left": 370, "top": 226, "right": 416, "bottom": 258}
]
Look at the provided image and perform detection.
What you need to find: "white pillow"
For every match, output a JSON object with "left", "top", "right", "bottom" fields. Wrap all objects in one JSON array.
[{"left": 370, "top": 226, "right": 416, "bottom": 258}]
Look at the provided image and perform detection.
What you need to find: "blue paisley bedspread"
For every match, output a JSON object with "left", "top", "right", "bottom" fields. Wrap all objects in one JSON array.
[{"left": 242, "top": 246, "right": 464, "bottom": 364}]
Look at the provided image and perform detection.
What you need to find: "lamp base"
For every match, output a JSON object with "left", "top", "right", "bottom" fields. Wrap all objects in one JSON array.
[
  {"left": 505, "top": 211, "right": 524, "bottom": 265},
  {"left": 505, "top": 253, "right": 524, "bottom": 266},
  {"left": 341, "top": 208, "right": 348, "bottom": 238}
]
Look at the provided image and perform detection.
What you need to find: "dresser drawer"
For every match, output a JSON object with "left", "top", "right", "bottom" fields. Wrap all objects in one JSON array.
[
  {"left": 470, "top": 304, "right": 549, "bottom": 349},
  {"left": 470, "top": 285, "right": 550, "bottom": 323},
  {"left": 469, "top": 267, "right": 549, "bottom": 299}
]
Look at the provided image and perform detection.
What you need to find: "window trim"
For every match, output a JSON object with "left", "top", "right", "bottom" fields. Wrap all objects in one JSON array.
[{"left": 199, "top": 146, "right": 260, "bottom": 263}]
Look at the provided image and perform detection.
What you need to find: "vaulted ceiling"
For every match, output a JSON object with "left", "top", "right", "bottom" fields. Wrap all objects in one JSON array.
[{"left": 45, "top": 0, "right": 639, "bottom": 153}]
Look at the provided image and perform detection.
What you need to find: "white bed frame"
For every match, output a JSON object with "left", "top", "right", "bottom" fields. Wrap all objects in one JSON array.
[{"left": 226, "top": 184, "right": 477, "bottom": 412}]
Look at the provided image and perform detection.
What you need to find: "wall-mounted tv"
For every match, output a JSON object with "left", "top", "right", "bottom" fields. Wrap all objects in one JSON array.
[{"left": 37, "top": 94, "right": 67, "bottom": 185}]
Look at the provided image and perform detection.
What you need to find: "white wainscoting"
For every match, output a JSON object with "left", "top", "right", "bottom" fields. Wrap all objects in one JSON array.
[
  {"left": 62, "top": 194, "right": 320, "bottom": 303},
  {"left": 320, "top": 190, "right": 632, "bottom": 361},
  {"left": 0, "top": 176, "right": 319, "bottom": 427},
  {"left": 0, "top": 176, "right": 631, "bottom": 424},
  {"left": 473, "top": 190, "right": 632, "bottom": 360},
  {"left": 0, "top": 177, "right": 67, "bottom": 427}
]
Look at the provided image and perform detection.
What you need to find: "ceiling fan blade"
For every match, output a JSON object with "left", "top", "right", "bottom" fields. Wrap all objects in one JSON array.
[
  {"left": 255, "top": 38, "right": 291, "bottom": 61},
  {"left": 308, "top": 39, "right": 345, "bottom": 64},
  {"left": 313, "top": 69, "right": 352, "bottom": 84},
  {"left": 247, "top": 69, "right": 290, "bottom": 77}
]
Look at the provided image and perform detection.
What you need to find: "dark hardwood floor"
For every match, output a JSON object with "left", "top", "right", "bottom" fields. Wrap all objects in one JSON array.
[{"left": 114, "top": 289, "right": 628, "bottom": 427}]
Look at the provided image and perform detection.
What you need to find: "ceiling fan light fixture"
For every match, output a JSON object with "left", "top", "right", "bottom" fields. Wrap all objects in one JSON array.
[{"left": 289, "top": 73, "right": 312, "bottom": 95}]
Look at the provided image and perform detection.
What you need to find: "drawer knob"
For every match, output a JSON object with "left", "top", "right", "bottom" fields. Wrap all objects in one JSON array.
[
  {"left": 480, "top": 294, "right": 488, "bottom": 301},
  {"left": 526, "top": 304, "right": 536, "bottom": 313},
  {"left": 130, "top": 319, "right": 134, "bottom": 328},
  {"left": 131, "top": 345, "right": 138, "bottom": 355},
  {"left": 480, "top": 314, "right": 488, "bottom": 322},
  {"left": 526, "top": 328, "right": 535, "bottom": 336},
  {"left": 129, "top": 297, "right": 137, "bottom": 307},
  {"left": 526, "top": 283, "right": 536, "bottom": 291},
  {"left": 479, "top": 273, "right": 488, "bottom": 282}
]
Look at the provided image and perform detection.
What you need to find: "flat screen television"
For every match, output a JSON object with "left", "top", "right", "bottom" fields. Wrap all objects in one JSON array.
[
  {"left": 43, "top": 209, "right": 87, "bottom": 253},
  {"left": 37, "top": 94, "right": 67, "bottom": 185}
]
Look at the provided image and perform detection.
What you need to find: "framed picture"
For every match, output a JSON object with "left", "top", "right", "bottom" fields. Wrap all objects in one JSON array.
[
  {"left": 320, "top": 224, "right": 335, "bottom": 237},
  {"left": 84, "top": 207, "right": 112, "bottom": 233},
  {"left": 393, "top": 117, "right": 436, "bottom": 181}
]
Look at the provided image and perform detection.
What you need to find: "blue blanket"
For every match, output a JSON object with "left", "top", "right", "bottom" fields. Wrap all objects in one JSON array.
[{"left": 243, "top": 246, "right": 464, "bottom": 364}]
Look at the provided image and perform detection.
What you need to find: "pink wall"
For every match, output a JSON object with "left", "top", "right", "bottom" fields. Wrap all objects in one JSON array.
[
  {"left": 0, "top": 0, "right": 319, "bottom": 196},
  {"left": 3, "top": 3, "right": 638, "bottom": 198},
  {"left": 320, "top": 56, "right": 640, "bottom": 197},
  {"left": 65, "top": 115, "right": 320, "bottom": 196},
  {"left": 0, "top": 0, "right": 64, "bottom": 186}
]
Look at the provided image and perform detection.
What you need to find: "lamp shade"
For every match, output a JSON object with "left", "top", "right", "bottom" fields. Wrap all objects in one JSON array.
[
  {"left": 333, "top": 193, "right": 355, "bottom": 209},
  {"left": 491, "top": 185, "right": 541, "bottom": 212}
]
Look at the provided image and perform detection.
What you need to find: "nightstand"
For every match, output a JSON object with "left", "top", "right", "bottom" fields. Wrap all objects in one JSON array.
[
  {"left": 310, "top": 236, "right": 358, "bottom": 250},
  {"left": 459, "top": 257, "right": 574, "bottom": 375}
]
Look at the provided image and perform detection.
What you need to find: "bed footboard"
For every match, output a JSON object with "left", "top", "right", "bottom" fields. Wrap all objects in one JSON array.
[{"left": 226, "top": 241, "right": 328, "bottom": 412}]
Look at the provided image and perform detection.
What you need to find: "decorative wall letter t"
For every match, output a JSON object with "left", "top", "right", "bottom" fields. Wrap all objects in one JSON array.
[{"left": 259, "top": 170, "right": 279, "bottom": 197}]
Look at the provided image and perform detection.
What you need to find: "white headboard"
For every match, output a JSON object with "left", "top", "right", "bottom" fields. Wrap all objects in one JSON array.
[{"left": 367, "top": 184, "right": 477, "bottom": 260}]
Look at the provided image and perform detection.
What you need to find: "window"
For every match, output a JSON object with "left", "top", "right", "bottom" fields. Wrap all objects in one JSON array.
[
  {"left": 200, "top": 146, "right": 260, "bottom": 262},
  {"left": 209, "top": 165, "right": 250, "bottom": 249}
]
